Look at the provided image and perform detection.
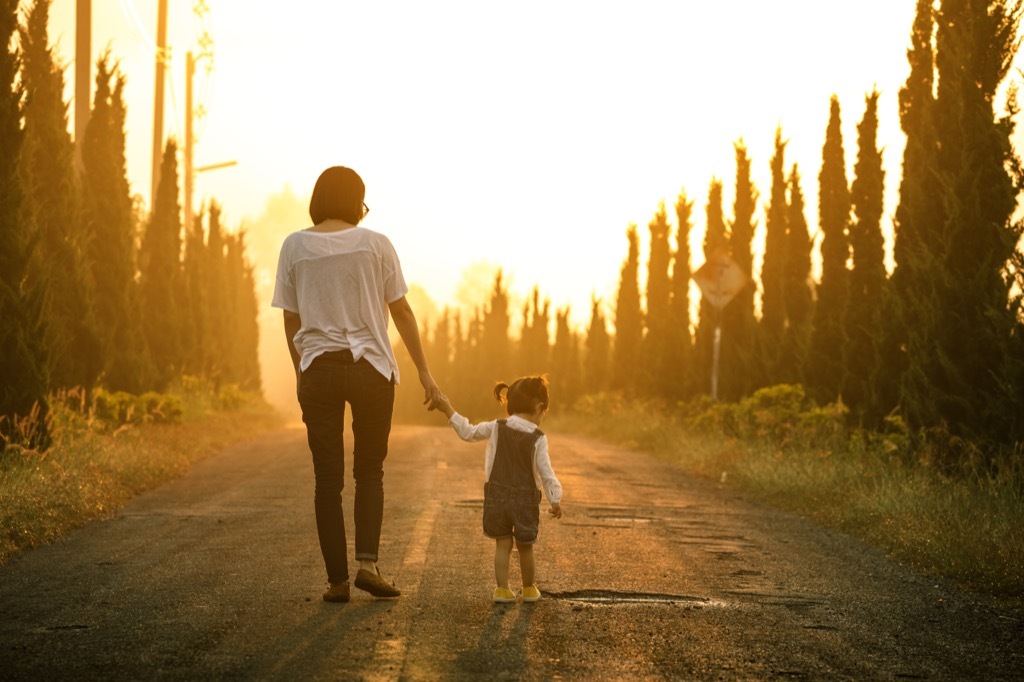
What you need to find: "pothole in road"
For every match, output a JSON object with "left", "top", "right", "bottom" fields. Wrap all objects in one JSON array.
[{"left": 546, "top": 589, "right": 725, "bottom": 607}]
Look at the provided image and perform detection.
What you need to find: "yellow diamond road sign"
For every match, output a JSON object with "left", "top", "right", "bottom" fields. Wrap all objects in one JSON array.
[{"left": 693, "top": 249, "right": 748, "bottom": 310}]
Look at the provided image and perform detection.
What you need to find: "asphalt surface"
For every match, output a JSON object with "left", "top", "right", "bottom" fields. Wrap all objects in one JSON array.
[{"left": 0, "top": 424, "right": 1021, "bottom": 680}]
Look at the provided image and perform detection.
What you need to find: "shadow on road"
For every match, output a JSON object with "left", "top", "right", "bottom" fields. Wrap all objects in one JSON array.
[{"left": 454, "top": 602, "right": 535, "bottom": 678}]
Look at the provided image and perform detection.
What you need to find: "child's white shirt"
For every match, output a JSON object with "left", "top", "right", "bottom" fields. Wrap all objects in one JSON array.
[{"left": 447, "top": 412, "right": 562, "bottom": 504}]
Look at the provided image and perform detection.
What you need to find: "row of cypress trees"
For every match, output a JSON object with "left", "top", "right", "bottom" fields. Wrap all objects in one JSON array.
[
  {"left": 397, "top": 0, "right": 1024, "bottom": 461},
  {"left": 1, "top": 0, "right": 260, "bottom": 449}
]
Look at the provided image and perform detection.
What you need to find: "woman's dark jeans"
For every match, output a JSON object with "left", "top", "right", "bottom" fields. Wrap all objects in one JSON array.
[{"left": 298, "top": 350, "right": 395, "bottom": 584}]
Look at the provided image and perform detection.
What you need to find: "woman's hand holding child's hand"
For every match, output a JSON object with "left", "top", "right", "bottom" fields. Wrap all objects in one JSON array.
[
  {"left": 428, "top": 393, "right": 455, "bottom": 418},
  {"left": 548, "top": 503, "right": 562, "bottom": 519}
]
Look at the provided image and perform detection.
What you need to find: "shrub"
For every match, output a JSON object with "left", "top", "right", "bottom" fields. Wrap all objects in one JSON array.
[
  {"left": 684, "top": 384, "right": 849, "bottom": 449},
  {"left": 0, "top": 400, "right": 50, "bottom": 455},
  {"left": 92, "top": 388, "right": 183, "bottom": 429}
]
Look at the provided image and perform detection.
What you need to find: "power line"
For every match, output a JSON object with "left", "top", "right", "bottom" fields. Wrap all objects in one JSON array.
[{"left": 117, "top": 0, "right": 158, "bottom": 56}]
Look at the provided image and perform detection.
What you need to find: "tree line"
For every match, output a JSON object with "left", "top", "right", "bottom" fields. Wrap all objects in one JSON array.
[
  {"left": 1, "top": 0, "right": 260, "bottom": 449},
  {"left": 397, "top": 0, "right": 1024, "bottom": 463}
]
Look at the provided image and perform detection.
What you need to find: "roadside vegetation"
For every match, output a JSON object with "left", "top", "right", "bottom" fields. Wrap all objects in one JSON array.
[
  {"left": 550, "top": 385, "right": 1024, "bottom": 612},
  {"left": 0, "top": 379, "right": 283, "bottom": 565}
]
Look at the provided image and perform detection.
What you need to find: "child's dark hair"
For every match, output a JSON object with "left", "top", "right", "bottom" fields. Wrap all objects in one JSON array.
[{"left": 493, "top": 375, "right": 549, "bottom": 416}]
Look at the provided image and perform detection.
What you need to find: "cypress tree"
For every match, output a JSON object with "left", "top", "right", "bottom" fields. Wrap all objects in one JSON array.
[
  {"left": 760, "top": 128, "right": 789, "bottom": 383},
  {"left": 551, "top": 306, "right": 582, "bottom": 408},
  {"left": 721, "top": 142, "right": 759, "bottom": 399},
  {"left": 82, "top": 54, "right": 148, "bottom": 392},
  {"left": 887, "top": 0, "right": 939, "bottom": 423},
  {"left": 518, "top": 286, "right": 550, "bottom": 374},
  {"left": 900, "top": 0, "right": 1024, "bottom": 445},
  {"left": 482, "top": 270, "right": 512, "bottom": 385},
  {"left": 19, "top": 0, "right": 98, "bottom": 392},
  {"left": 224, "top": 230, "right": 261, "bottom": 390},
  {"left": 644, "top": 202, "right": 672, "bottom": 396},
  {"left": 845, "top": 90, "right": 887, "bottom": 419},
  {"left": 0, "top": 0, "right": 49, "bottom": 448},
  {"left": 462, "top": 307, "right": 491, "bottom": 417},
  {"left": 448, "top": 309, "right": 474, "bottom": 413},
  {"left": 203, "top": 201, "right": 230, "bottom": 382},
  {"left": 781, "top": 164, "right": 813, "bottom": 384},
  {"left": 612, "top": 225, "right": 643, "bottom": 393},
  {"left": 432, "top": 307, "right": 454, "bottom": 396},
  {"left": 224, "top": 228, "right": 242, "bottom": 386},
  {"left": 808, "top": 96, "right": 851, "bottom": 403},
  {"left": 585, "top": 295, "right": 611, "bottom": 393},
  {"left": 667, "top": 189, "right": 694, "bottom": 400},
  {"left": 181, "top": 202, "right": 206, "bottom": 376},
  {"left": 139, "top": 139, "right": 184, "bottom": 389},
  {"left": 694, "top": 179, "right": 727, "bottom": 396}
]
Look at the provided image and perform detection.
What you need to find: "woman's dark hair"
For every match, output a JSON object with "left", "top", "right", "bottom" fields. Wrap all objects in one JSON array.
[
  {"left": 309, "top": 166, "right": 365, "bottom": 225},
  {"left": 493, "top": 375, "right": 549, "bottom": 416}
]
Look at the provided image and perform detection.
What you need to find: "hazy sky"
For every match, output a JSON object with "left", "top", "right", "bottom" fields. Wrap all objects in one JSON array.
[{"left": 47, "top": 1, "right": 958, "bottom": 329}]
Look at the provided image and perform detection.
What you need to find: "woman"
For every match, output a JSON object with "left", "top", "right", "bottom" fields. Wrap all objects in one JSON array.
[{"left": 272, "top": 166, "right": 441, "bottom": 602}]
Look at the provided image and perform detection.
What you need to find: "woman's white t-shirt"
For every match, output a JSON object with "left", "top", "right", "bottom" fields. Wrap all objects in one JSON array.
[{"left": 271, "top": 226, "right": 408, "bottom": 382}]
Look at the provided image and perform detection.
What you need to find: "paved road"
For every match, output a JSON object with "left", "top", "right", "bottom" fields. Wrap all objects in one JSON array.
[{"left": 1, "top": 425, "right": 1020, "bottom": 680}]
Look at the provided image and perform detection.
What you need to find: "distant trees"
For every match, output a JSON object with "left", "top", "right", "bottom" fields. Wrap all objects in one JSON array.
[
  {"left": 388, "top": 0, "right": 1024, "bottom": 467},
  {"left": 585, "top": 296, "right": 611, "bottom": 394},
  {"left": 518, "top": 286, "right": 551, "bottom": 375},
  {"left": 221, "top": 230, "right": 261, "bottom": 390},
  {"left": 694, "top": 178, "right": 726, "bottom": 389},
  {"left": 720, "top": 142, "right": 758, "bottom": 400},
  {"left": 551, "top": 306, "right": 582, "bottom": 407},
  {"left": 642, "top": 203, "right": 672, "bottom": 397},
  {"left": 1, "top": 1, "right": 262, "bottom": 448},
  {"left": 759, "top": 129, "right": 789, "bottom": 378},
  {"left": 387, "top": 0, "right": 1024, "bottom": 480},
  {"left": 667, "top": 190, "right": 694, "bottom": 400},
  {"left": 612, "top": 225, "right": 642, "bottom": 392},
  {"left": 482, "top": 270, "right": 512, "bottom": 383}
]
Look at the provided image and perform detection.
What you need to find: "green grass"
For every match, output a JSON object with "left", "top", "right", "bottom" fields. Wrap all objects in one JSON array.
[
  {"left": 0, "top": 382, "right": 285, "bottom": 565},
  {"left": 549, "top": 389, "right": 1024, "bottom": 611}
]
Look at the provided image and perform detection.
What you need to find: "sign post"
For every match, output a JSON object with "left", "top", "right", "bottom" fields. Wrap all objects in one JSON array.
[{"left": 692, "top": 249, "right": 748, "bottom": 401}]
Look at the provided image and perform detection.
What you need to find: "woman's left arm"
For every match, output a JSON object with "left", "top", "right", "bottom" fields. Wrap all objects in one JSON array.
[{"left": 389, "top": 295, "right": 442, "bottom": 405}]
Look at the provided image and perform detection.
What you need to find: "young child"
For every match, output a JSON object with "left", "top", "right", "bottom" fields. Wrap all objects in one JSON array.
[{"left": 431, "top": 375, "right": 563, "bottom": 603}]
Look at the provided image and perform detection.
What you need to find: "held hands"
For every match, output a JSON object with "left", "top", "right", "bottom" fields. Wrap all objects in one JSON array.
[
  {"left": 548, "top": 503, "right": 563, "bottom": 519},
  {"left": 428, "top": 392, "right": 454, "bottom": 418}
]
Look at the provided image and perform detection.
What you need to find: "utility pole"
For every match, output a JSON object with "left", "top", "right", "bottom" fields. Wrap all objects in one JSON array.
[
  {"left": 150, "top": 0, "right": 169, "bottom": 209},
  {"left": 74, "top": 0, "right": 91, "bottom": 170},
  {"left": 184, "top": 4, "right": 231, "bottom": 238},
  {"left": 185, "top": 51, "right": 195, "bottom": 236},
  {"left": 185, "top": 48, "right": 219, "bottom": 237}
]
